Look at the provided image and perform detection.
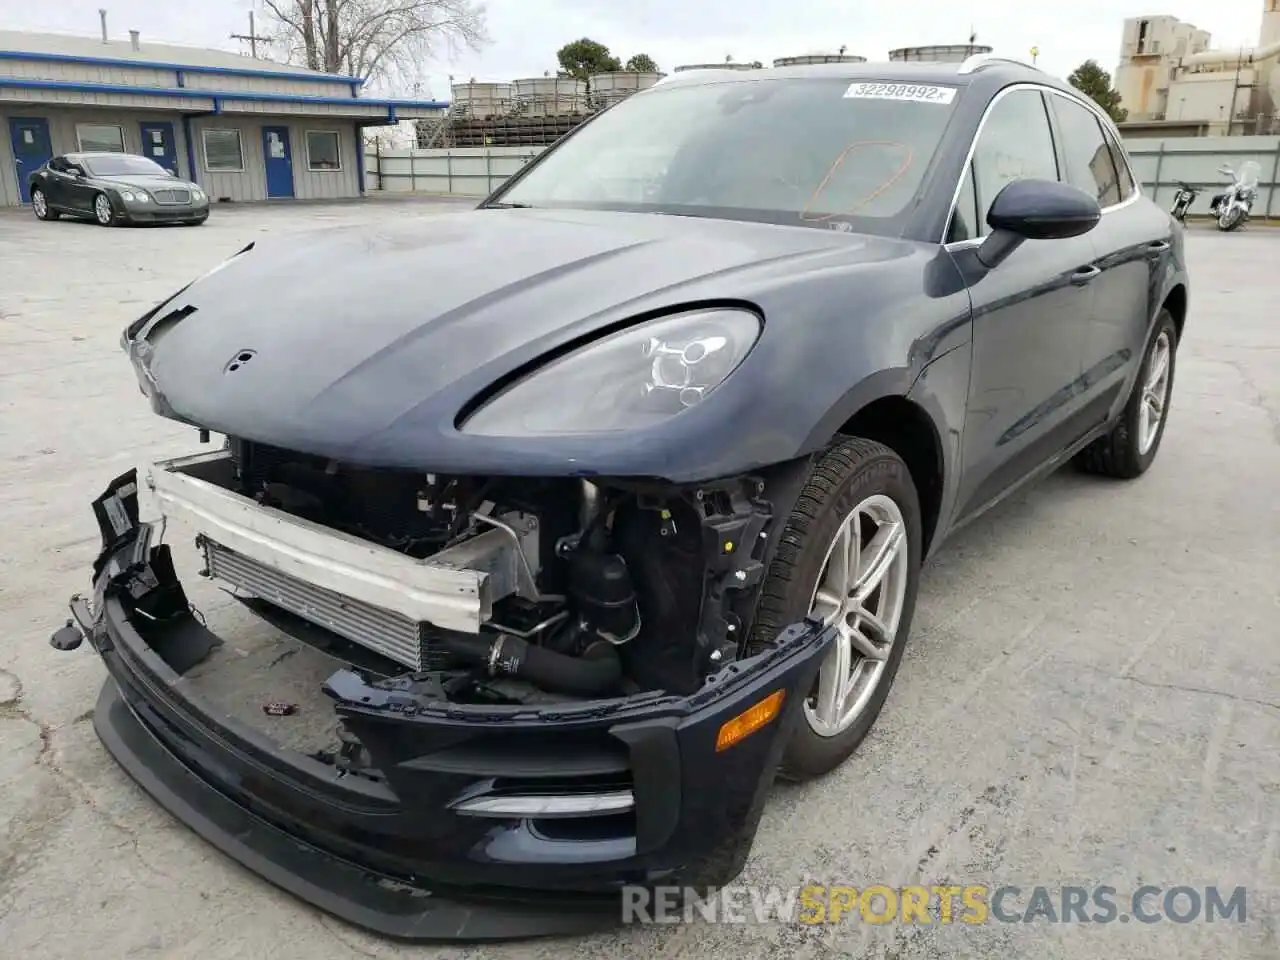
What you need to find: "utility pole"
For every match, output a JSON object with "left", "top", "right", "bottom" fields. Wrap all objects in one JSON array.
[{"left": 230, "top": 11, "right": 273, "bottom": 59}]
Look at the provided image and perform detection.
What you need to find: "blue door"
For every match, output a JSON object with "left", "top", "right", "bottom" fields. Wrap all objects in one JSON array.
[
  {"left": 8, "top": 117, "right": 53, "bottom": 203},
  {"left": 139, "top": 121, "right": 179, "bottom": 175},
  {"left": 261, "top": 126, "right": 295, "bottom": 198}
]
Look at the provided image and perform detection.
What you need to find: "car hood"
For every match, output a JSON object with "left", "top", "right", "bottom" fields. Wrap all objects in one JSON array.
[
  {"left": 99, "top": 174, "right": 197, "bottom": 191},
  {"left": 128, "top": 207, "right": 916, "bottom": 470}
]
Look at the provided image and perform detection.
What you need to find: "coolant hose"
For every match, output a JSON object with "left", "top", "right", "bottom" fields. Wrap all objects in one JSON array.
[{"left": 437, "top": 634, "right": 622, "bottom": 697}]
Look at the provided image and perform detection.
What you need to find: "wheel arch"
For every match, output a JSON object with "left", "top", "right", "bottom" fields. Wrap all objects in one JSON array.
[
  {"left": 1161, "top": 283, "right": 1187, "bottom": 342},
  {"left": 833, "top": 395, "right": 947, "bottom": 556}
]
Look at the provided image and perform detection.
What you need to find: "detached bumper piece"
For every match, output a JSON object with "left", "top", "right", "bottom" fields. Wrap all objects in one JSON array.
[{"left": 64, "top": 470, "right": 834, "bottom": 942}]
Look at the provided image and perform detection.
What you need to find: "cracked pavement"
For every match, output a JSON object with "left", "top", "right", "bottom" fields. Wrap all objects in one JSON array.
[{"left": 1, "top": 202, "right": 1278, "bottom": 959}]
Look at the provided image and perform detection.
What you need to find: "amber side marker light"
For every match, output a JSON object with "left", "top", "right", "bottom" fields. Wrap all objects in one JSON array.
[{"left": 715, "top": 689, "right": 786, "bottom": 752}]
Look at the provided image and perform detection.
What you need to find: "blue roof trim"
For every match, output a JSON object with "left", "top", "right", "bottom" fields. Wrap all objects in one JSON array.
[
  {"left": 0, "top": 47, "right": 365, "bottom": 85},
  {"left": 0, "top": 76, "right": 449, "bottom": 110}
]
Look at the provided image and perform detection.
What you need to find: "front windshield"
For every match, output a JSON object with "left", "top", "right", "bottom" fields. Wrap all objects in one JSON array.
[
  {"left": 83, "top": 155, "right": 169, "bottom": 177},
  {"left": 495, "top": 77, "right": 962, "bottom": 233}
]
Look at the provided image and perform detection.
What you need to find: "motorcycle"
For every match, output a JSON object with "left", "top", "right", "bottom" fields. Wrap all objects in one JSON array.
[
  {"left": 1207, "top": 160, "right": 1260, "bottom": 232},
  {"left": 1169, "top": 181, "right": 1198, "bottom": 223}
]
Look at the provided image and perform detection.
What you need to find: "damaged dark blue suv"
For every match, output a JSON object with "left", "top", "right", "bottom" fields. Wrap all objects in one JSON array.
[{"left": 55, "top": 54, "right": 1187, "bottom": 940}]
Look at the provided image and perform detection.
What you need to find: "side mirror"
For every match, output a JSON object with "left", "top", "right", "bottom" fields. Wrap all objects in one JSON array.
[{"left": 976, "top": 179, "right": 1101, "bottom": 269}]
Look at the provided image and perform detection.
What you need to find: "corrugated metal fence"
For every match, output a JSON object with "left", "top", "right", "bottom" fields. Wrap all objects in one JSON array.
[
  {"left": 363, "top": 145, "right": 545, "bottom": 197},
  {"left": 364, "top": 136, "right": 1280, "bottom": 218},
  {"left": 1124, "top": 136, "right": 1280, "bottom": 219}
]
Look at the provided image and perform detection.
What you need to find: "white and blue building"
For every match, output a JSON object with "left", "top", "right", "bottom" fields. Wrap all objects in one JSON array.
[{"left": 1, "top": 28, "right": 447, "bottom": 207}]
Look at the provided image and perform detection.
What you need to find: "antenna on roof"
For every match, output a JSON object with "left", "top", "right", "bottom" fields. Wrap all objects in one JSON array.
[{"left": 230, "top": 11, "right": 274, "bottom": 59}]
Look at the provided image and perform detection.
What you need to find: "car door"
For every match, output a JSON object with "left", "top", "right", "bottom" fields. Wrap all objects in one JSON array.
[
  {"left": 947, "top": 86, "right": 1100, "bottom": 521},
  {"left": 61, "top": 159, "right": 97, "bottom": 213},
  {"left": 1046, "top": 90, "right": 1169, "bottom": 423},
  {"left": 43, "top": 157, "right": 80, "bottom": 210}
]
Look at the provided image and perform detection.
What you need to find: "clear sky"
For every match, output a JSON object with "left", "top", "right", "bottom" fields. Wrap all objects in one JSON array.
[{"left": 0, "top": 0, "right": 1269, "bottom": 99}]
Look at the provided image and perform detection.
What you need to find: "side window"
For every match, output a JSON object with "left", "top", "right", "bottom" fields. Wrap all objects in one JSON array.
[
  {"left": 947, "top": 163, "right": 979, "bottom": 242},
  {"left": 970, "top": 89, "right": 1059, "bottom": 236},
  {"left": 48, "top": 157, "right": 66, "bottom": 173},
  {"left": 1050, "top": 94, "right": 1122, "bottom": 207},
  {"left": 1103, "top": 127, "right": 1136, "bottom": 199}
]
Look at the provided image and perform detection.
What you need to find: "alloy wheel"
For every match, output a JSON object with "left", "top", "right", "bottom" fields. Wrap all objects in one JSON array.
[
  {"left": 1137, "top": 331, "right": 1172, "bottom": 455},
  {"left": 804, "top": 493, "right": 910, "bottom": 737},
  {"left": 95, "top": 195, "right": 113, "bottom": 225},
  {"left": 32, "top": 190, "right": 47, "bottom": 219}
]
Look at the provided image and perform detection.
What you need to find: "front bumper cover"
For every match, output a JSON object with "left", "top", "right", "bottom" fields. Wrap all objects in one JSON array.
[{"left": 71, "top": 470, "right": 833, "bottom": 941}]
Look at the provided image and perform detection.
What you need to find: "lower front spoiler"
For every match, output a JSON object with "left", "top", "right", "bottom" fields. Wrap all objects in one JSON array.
[{"left": 94, "top": 679, "right": 623, "bottom": 941}]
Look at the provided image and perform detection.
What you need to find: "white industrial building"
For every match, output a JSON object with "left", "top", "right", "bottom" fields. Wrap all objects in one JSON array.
[
  {"left": 1116, "top": 2, "right": 1280, "bottom": 136},
  {"left": 0, "top": 23, "right": 447, "bottom": 207}
]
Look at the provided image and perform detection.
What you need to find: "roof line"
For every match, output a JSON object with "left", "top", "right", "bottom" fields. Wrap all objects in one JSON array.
[
  {"left": 0, "top": 76, "right": 448, "bottom": 109},
  {"left": 0, "top": 47, "right": 366, "bottom": 85}
]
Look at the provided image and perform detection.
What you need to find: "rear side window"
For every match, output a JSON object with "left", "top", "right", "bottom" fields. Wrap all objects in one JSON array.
[
  {"left": 959, "top": 88, "right": 1059, "bottom": 240},
  {"left": 1050, "top": 94, "right": 1122, "bottom": 207}
]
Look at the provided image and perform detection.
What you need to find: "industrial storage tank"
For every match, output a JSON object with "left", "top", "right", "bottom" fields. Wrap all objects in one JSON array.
[
  {"left": 673, "top": 62, "right": 761, "bottom": 72},
  {"left": 889, "top": 44, "right": 993, "bottom": 63},
  {"left": 449, "top": 82, "right": 514, "bottom": 119},
  {"left": 512, "top": 77, "right": 588, "bottom": 117},
  {"left": 773, "top": 53, "right": 866, "bottom": 66},
  {"left": 588, "top": 70, "right": 665, "bottom": 109}
]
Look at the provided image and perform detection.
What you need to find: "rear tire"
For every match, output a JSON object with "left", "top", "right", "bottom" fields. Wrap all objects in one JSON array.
[
  {"left": 30, "top": 188, "right": 59, "bottom": 220},
  {"left": 750, "top": 437, "right": 923, "bottom": 781},
  {"left": 1076, "top": 310, "right": 1178, "bottom": 479}
]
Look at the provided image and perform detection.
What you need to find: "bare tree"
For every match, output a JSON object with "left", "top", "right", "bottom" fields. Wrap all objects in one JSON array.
[{"left": 260, "top": 0, "right": 489, "bottom": 90}]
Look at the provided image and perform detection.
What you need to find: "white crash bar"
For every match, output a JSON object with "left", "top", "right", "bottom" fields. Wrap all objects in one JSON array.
[{"left": 136, "top": 452, "right": 494, "bottom": 633}]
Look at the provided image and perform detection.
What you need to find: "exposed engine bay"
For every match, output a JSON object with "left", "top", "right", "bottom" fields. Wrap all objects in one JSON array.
[{"left": 146, "top": 437, "right": 781, "bottom": 711}]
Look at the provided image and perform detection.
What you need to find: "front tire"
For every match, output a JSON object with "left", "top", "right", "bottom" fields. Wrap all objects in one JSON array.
[
  {"left": 751, "top": 438, "right": 922, "bottom": 780},
  {"left": 30, "top": 188, "right": 59, "bottom": 220},
  {"left": 93, "top": 193, "right": 117, "bottom": 226},
  {"left": 1076, "top": 310, "right": 1178, "bottom": 479},
  {"left": 1218, "top": 206, "right": 1244, "bottom": 231}
]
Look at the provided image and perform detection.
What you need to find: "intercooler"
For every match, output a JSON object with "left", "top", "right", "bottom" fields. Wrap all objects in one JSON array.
[
  {"left": 202, "top": 538, "right": 440, "bottom": 670},
  {"left": 140, "top": 452, "right": 544, "bottom": 672}
]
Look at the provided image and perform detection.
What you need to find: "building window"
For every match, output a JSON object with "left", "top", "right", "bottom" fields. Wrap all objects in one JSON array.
[
  {"left": 76, "top": 123, "right": 125, "bottom": 153},
  {"left": 203, "top": 128, "right": 244, "bottom": 172},
  {"left": 305, "top": 130, "right": 342, "bottom": 171}
]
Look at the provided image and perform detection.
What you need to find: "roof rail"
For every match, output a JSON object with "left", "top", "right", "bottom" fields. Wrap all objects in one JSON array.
[{"left": 957, "top": 53, "right": 1040, "bottom": 75}]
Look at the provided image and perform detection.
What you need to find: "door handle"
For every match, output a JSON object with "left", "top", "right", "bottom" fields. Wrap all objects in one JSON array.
[{"left": 1070, "top": 265, "right": 1101, "bottom": 285}]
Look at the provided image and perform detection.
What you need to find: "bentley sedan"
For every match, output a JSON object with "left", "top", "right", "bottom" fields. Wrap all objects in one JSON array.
[
  {"left": 52, "top": 55, "right": 1186, "bottom": 939},
  {"left": 28, "top": 152, "right": 209, "bottom": 226}
]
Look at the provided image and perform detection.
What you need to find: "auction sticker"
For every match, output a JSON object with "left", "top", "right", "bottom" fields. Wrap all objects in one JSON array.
[{"left": 844, "top": 82, "right": 957, "bottom": 104}]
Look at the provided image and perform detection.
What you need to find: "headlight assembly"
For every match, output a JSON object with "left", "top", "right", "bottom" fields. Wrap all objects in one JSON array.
[
  {"left": 461, "top": 308, "right": 762, "bottom": 436},
  {"left": 120, "top": 191, "right": 136, "bottom": 201}
]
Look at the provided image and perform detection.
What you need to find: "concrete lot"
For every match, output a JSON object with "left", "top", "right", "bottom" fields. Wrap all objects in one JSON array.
[{"left": 1, "top": 200, "right": 1277, "bottom": 959}]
